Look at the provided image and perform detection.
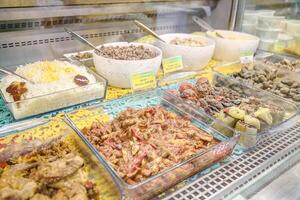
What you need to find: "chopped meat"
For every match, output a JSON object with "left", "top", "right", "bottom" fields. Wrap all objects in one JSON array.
[
  {"left": 6, "top": 81, "right": 28, "bottom": 101},
  {"left": 178, "top": 78, "right": 244, "bottom": 115},
  {"left": 0, "top": 138, "right": 101, "bottom": 200},
  {"left": 0, "top": 163, "right": 38, "bottom": 200},
  {"left": 0, "top": 135, "right": 64, "bottom": 163},
  {"left": 51, "top": 182, "right": 88, "bottom": 200},
  {"left": 82, "top": 106, "right": 219, "bottom": 184},
  {"left": 0, "top": 182, "right": 37, "bottom": 200},
  {"left": 30, "top": 194, "right": 51, "bottom": 200},
  {"left": 32, "top": 154, "right": 84, "bottom": 183}
]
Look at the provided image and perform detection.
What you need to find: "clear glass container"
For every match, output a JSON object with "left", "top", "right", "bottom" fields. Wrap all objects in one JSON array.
[
  {"left": 162, "top": 71, "right": 299, "bottom": 150},
  {"left": 65, "top": 89, "right": 239, "bottom": 200},
  {"left": 0, "top": 117, "right": 120, "bottom": 200},
  {"left": 214, "top": 54, "right": 300, "bottom": 107},
  {"left": 0, "top": 59, "right": 107, "bottom": 120}
]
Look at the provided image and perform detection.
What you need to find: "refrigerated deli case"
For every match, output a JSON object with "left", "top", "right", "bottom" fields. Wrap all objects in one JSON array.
[{"left": 0, "top": 1, "right": 299, "bottom": 200}]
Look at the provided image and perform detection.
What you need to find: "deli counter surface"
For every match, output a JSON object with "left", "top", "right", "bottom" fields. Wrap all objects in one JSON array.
[{"left": 0, "top": 0, "right": 300, "bottom": 200}]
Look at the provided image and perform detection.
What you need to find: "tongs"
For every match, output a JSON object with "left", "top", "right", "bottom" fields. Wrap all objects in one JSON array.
[
  {"left": 192, "top": 16, "right": 226, "bottom": 39},
  {"left": 64, "top": 28, "right": 101, "bottom": 53},
  {"left": 0, "top": 66, "right": 35, "bottom": 84},
  {"left": 134, "top": 20, "right": 167, "bottom": 43}
]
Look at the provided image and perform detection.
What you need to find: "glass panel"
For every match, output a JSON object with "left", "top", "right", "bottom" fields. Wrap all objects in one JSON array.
[
  {"left": 238, "top": 0, "right": 300, "bottom": 57},
  {"left": 0, "top": 0, "right": 232, "bottom": 66}
]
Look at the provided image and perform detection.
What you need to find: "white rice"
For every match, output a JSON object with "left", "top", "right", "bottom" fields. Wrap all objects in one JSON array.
[
  {"left": 1, "top": 60, "right": 97, "bottom": 101},
  {"left": 0, "top": 60, "right": 104, "bottom": 119}
]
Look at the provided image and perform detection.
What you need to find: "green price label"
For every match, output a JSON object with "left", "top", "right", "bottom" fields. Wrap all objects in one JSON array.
[
  {"left": 130, "top": 71, "right": 157, "bottom": 92},
  {"left": 135, "top": 35, "right": 156, "bottom": 44},
  {"left": 240, "top": 51, "right": 254, "bottom": 64},
  {"left": 162, "top": 56, "right": 184, "bottom": 74}
]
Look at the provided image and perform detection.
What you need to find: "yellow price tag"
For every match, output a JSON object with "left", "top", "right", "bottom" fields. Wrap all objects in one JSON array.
[
  {"left": 130, "top": 71, "right": 157, "bottom": 92},
  {"left": 240, "top": 51, "right": 254, "bottom": 64},
  {"left": 162, "top": 56, "right": 184, "bottom": 74},
  {"left": 135, "top": 35, "right": 156, "bottom": 44}
]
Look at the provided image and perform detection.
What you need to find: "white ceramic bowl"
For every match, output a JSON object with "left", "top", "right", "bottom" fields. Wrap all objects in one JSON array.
[
  {"left": 93, "top": 42, "right": 162, "bottom": 88},
  {"left": 156, "top": 33, "right": 215, "bottom": 71},
  {"left": 206, "top": 30, "right": 260, "bottom": 62}
]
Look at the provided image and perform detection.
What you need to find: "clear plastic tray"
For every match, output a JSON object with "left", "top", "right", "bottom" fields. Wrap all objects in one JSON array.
[
  {"left": 65, "top": 89, "right": 238, "bottom": 200},
  {"left": 0, "top": 117, "right": 120, "bottom": 200},
  {"left": 163, "top": 72, "right": 299, "bottom": 151},
  {"left": 0, "top": 59, "right": 107, "bottom": 120},
  {"left": 213, "top": 55, "right": 300, "bottom": 107}
]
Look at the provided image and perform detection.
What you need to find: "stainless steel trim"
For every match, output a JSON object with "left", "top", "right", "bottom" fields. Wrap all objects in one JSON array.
[
  {"left": 233, "top": 0, "right": 246, "bottom": 31},
  {"left": 163, "top": 123, "right": 300, "bottom": 199},
  {"left": 228, "top": 0, "right": 239, "bottom": 30}
]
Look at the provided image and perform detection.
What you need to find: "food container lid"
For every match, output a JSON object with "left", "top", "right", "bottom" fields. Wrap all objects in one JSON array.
[
  {"left": 245, "top": 9, "right": 275, "bottom": 16},
  {"left": 256, "top": 27, "right": 282, "bottom": 32},
  {"left": 258, "top": 15, "right": 285, "bottom": 20},
  {"left": 278, "top": 33, "right": 294, "bottom": 41},
  {"left": 286, "top": 19, "right": 300, "bottom": 24},
  {"left": 242, "top": 23, "right": 257, "bottom": 27},
  {"left": 260, "top": 39, "right": 278, "bottom": 43}
]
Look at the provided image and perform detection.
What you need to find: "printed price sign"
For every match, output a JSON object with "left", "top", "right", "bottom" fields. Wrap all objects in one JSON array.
[
  {"left": 130, "top": 71, "right": 157, "bottom": 92},
  {"left": 240, "top": 51, "right": 254, "bottom": 64},
  {"left": 135, "top": 35, "right": 156, "bottom": 44},
  {"left": 162, "top": 56, "right": 184, "bottom": 74}
]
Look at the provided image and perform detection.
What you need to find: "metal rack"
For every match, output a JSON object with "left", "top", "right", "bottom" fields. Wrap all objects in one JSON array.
[{"left": 164, "top": 123, "right": 300, "bottom": 200}]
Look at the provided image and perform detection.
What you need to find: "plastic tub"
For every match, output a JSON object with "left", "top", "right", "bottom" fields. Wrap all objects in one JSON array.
[
  {"left": 243, "top": 12, "right": 258, "bottom": 25},
  {"left": 257, "top": 10, "right": 276, "bottom": 16},
  {"left": 258, "top": 39, "right": 277, "bottom": 51},
  {"left": 93, "top": 42, "right": 162, "bottom": 88},
  {"left": 0, "top": 118, "right": 121, "bottom": 200},
  {"left": 206, "top": 30, "right": 259, "bottom": 62},
  {"left": 156, "top": 33, "right": 215, "bottom": 71},
  {"left": 286, "top": 20, "right": 300, "bottom": 34},
  {"left": 0, "top": 59, "right": 107, "bottom": 120},
  {"left": 257, "top": 15, "right": 285, "bottom": 30},
  {"left": 163, "top": 72, "right": 299, "bottom": 150},
  {"left": 242, "top": 23, "right": 256, "bottom": 35},
  {"left": 277, "top": 33, "right": 294, "bottom": 48},
  {"left": 256, "top": 27, "right": 281, "bottom": 40},
  {"left": 65, "top": 89, "right": 238, "bottom": 200},
  {"left": 243, "top": 10, "right": 275, "bottom": 25},
  {"left": 295, "top": 33, "right": 300, "bottom": 46}
]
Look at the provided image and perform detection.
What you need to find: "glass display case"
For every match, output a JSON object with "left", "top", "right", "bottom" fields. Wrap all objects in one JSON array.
[
  {"left": 0, "top": 0, "right": 235, "bottom": 66},
  {"left": 0, "top": 1, "right": 299, "bottom": 200},
  {"left": 236, "top": 0, "right": 300, "bottom": 56}
]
